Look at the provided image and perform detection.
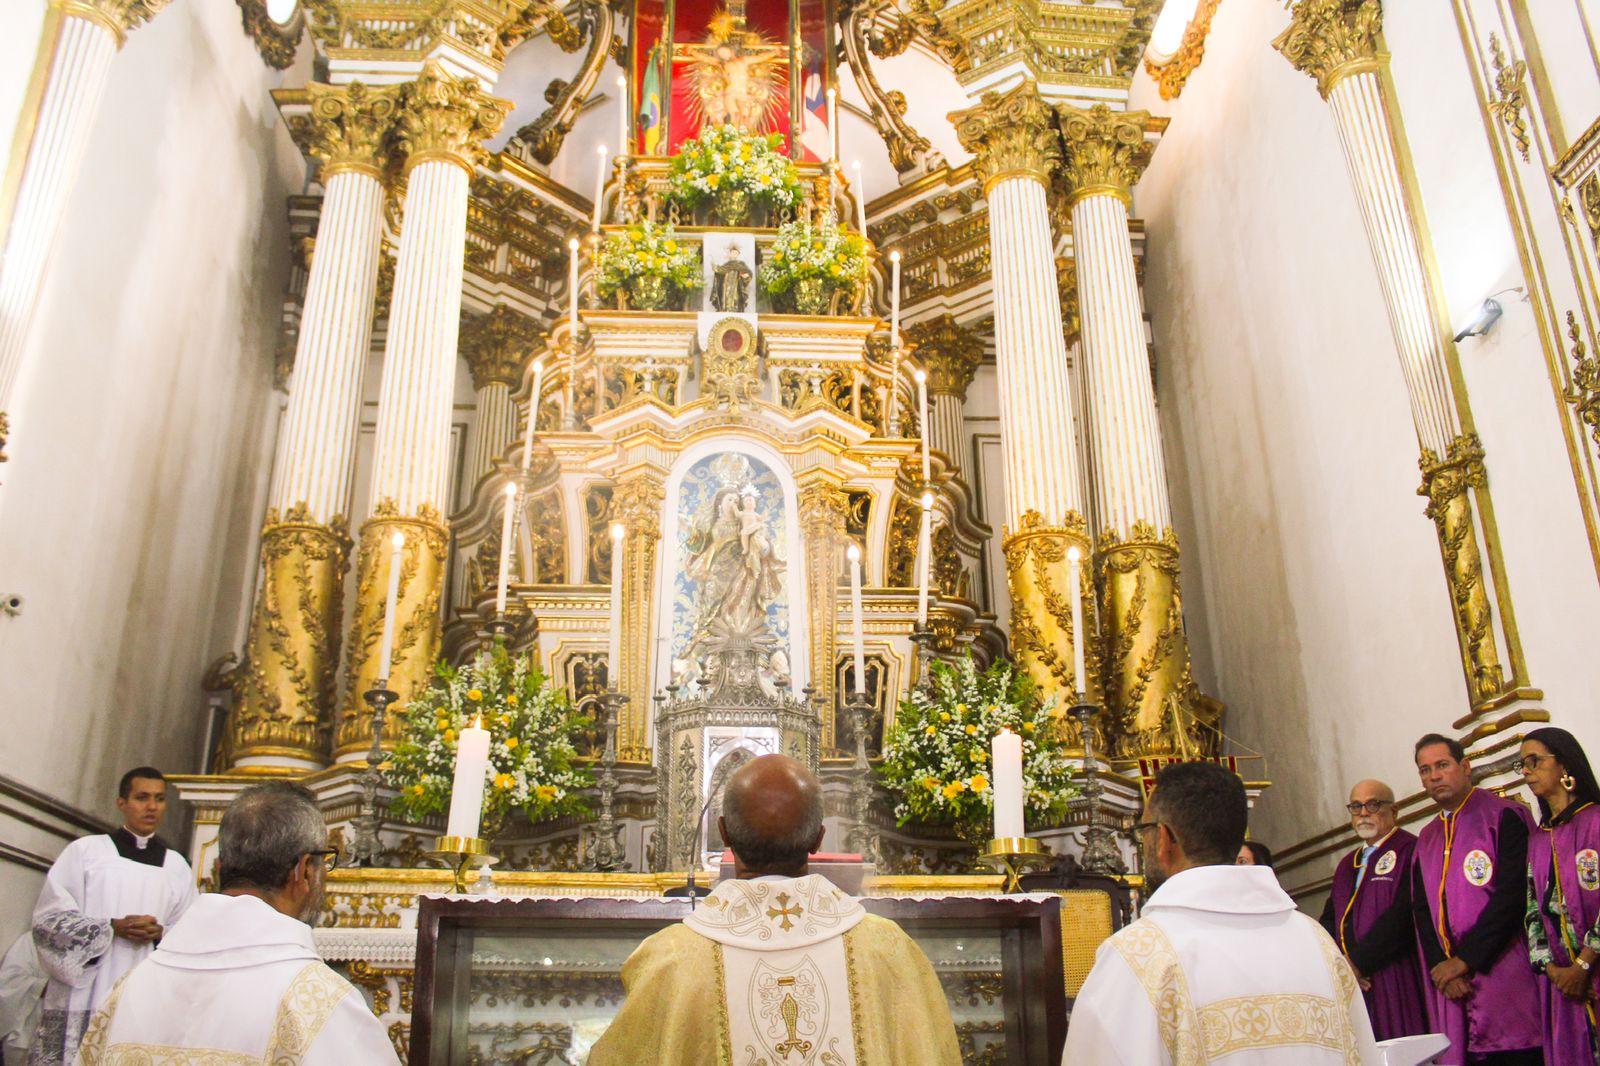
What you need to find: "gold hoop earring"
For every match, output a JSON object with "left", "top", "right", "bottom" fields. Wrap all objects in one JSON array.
[{"left": 1561, "top": 773, "right": 1577, "bottom": 792}]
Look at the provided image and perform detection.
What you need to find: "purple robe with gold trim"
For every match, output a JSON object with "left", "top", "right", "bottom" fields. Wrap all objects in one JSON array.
[
  {"left": 1319, "top": 828, "right": 1429, "bottom": 1041},
  {"left": 1528, "top": 800, "right": 1600, "bottom": 1064},
  {"left": 1414, "top": 788, "right": 1542, "bottom": 1064}
]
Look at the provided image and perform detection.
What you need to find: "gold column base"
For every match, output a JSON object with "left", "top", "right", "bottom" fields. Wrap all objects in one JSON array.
[
  {"left": 978, "top": 836, "right": 1052, "bottom": 893},
  {"left": 430, "top": 835, "right": 495, "bottom": 893},
  {"left": 1003, "top": 511, "right": 1098, "bottom": 736},
  {"left": 1097, "top": 522, "right": 1216, "bottom": 760},
  {"left": 335, "top": 503, "right": 449, "bottom": 758},
  {"left": 230, "top": 509, "right": 351, "bottom": 768}
]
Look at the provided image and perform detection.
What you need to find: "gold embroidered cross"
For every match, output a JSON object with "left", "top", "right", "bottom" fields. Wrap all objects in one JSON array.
[{"left": 766, "top": 892, "right": 804, "bottom": 930}]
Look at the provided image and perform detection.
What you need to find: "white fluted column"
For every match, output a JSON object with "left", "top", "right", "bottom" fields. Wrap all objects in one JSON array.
[
  {"left": 230, "top": 83, "right": 401, "bottom": 769},
  {"left": 337, "top": 62, "right": 510, "bottom": 758},
  {"left": 0, "top": 1, "right": 169, "bottom": 461},
  {"left": 951, "top": 82, "right": 1095, "bottom": 702},
  {"left": 1276, "top": 0, "right": 1523, "bottom": 709}
]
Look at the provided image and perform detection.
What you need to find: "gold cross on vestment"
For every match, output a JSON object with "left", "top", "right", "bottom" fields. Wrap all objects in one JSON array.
[{"left": 766, "top": 892, "right": 804, "bottom": 930}]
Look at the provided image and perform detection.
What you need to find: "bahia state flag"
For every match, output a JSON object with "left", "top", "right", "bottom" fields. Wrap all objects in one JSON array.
[
  {"left": 640, "top": 43, "right": 664, "bottom": 156},
  {"left": 798, "top": 63, "right": 830, "bottom": 162}
]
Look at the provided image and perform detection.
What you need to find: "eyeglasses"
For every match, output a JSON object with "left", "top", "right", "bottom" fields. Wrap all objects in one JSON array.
[
  {"left": 307, "top": 847, "right": 340, "bottom": 872},
  {"left": 1512, "top": 754, "right": 1554, "bottom": 774},
  {"left": 1345, "top": 800, "right": 1393, "bottom": 815},
  {"left": 1133, "top": 820, "right": 1160, "bottom": 835}
]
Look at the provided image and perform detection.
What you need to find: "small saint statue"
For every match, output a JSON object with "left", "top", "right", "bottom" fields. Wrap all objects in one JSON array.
[{"left": 711, "top": 245, "right": 753, "bottom": 313}]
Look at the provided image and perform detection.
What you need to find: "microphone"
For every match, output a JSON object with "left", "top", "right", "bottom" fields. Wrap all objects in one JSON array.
[{"left": 663, "top": 789, "right": 718, "bottom": 908}]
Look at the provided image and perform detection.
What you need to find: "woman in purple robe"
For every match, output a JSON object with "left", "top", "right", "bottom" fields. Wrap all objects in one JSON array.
[{"left": 1519, "top": 726, "right": 1600, "bottom": 1064}]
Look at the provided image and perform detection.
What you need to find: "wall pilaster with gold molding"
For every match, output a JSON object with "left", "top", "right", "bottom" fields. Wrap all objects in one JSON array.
[
  {"left": 460, "top": 303, "right": 543, "bottom": 488},
  {"left": 1275, "top": 0, "right": 1534, "bottom": 717},
  {"left": 232, "top": 81, "right": 401, "bottom": 769},
  {"left": 950, "top": 81, "right": 1094, "bottom": 705},
  {"left": 906, "top": 314, "right": 982, "bottom": 482},
  {"left": 339, "top": 63, "right": 511, "bottom": 759},
  {"left": 0, "top": 0, "right": 174, "bottom": 463},
  {"left": 798, "top": 478, "right": 850, "bottom": 749},
  {"left": 611, "top": 470, "right": 666, "bottom": 760}
]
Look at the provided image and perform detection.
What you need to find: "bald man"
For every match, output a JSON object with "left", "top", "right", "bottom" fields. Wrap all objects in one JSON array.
[
  {"left": 1318, "top": 779, "right": 1429, "bottom": 1041},
  {"left": 589, "top": 755, "right": 961, "bottom": 1065}
]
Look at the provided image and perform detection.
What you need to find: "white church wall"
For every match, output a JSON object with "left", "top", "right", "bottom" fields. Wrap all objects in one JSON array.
[
  {"left": 0, "top": 0, "right": 304, "bottom": 931},
  {"left": 1129, "top": 0, "right": 1600, "bottom": 890}
]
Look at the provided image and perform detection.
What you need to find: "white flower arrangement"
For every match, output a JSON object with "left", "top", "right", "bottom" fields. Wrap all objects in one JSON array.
[
  {"left": 668, "top": 124, "right": 803, "bottom": 210},
  {"left": 758, "top": 216, "right": 868, "bottom": 297}
]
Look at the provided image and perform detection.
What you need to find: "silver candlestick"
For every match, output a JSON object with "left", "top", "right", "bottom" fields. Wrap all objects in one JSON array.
[
  {"left": 844, "top": 689, "right": 879, "bottom": 864},
  {"left": 589, "top": 689, "right": 626, "bottom": 871},
  {"left": 910, "top": 625, "right": 936, "bottom": 691},
  {"left": 351, "top": 683, "right": 398, "bottom": 867},
  {"left": 1072, "top": 701, "right": 1127, "bottom": 877}
]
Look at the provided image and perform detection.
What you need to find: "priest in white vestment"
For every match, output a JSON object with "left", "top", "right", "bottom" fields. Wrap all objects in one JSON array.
[
  {"left": 1065, "top": 761, "right": 1380, "bottom": 1065},
  {"left": 589, "top": 754, "right": 961, "bottom": 1065},
  {"left": 75, "top": 782, "right": 398, "bottom": 1065},
  {"left": 28, "top": 768, "right": 195, "bottom": 1066}
]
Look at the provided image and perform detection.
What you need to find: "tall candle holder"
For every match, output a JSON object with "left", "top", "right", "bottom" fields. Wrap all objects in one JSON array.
[
  {"left": 844, "top": 689, "right": 879, "bottom": 864},
  {"left": 978, "top": 837, "right": 1051, "bottom": 894},
  {"left": 588, "top": 688, "right": 626, "bottom": 871},
  {"left": 1071, "top": 701, "right": 1128, "bottom": 877},
  {"left": 351, "top": 683, "right": 398, "bottom": 867},
  {"left": 910, "top": 625, "right": 936, "bottom": 690},
  {"left": 429, "top": 835, "right": 495, "bottom": 894}
]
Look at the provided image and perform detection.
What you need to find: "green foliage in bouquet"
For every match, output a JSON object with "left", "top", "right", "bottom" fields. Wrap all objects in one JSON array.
[
  {"left": 668, "top": 124, "right": 803, "bottom": 211},
  {"left": 386, "top": 645, "right": 591, "bottom": 837},
  {"left": 595, "top": 221, "right": 702, "bottom": 306},
  {"left": 878, "top": 655, "right": 1079, "bottom": 844},
  {"left": 758, "top": 216, "right": 868, "bottom": 297}
]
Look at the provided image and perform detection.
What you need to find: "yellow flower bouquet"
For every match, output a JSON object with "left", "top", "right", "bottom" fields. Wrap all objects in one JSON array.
[
  {"left": 386, "top": 644, "right": 590, "bottom": 839},
  {"left": 668, "top": 124, "right": 802, "bottom": 225},
  {"left": 596, "top": 221, "right": 702, "bottom": 311},
  {"left": 879, "top": 655, "right": 1078, "bottom": 846},
  {"left": 759, "top": 217, "right": 867, "bottom": 314}
]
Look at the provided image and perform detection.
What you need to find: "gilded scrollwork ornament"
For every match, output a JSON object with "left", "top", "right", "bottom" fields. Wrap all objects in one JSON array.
[
  {"left": 1566, "top": 311, "right": 1600, "bottom": 451},
  {"left": 235, "top": 0, "right": 303, "bottom": 69},
  {"left": 1271, "top": 0, "right": 1383, "bottom": 99},
  {"left": 610, "top": 472, "right": 666, "bottom": 756},
  {"left": 906, "top": 315, "right": 982, "bottom": 400},
  {"left": 55, "top": 0, "right": 173, "bottom": 45},
  {"left": 1056, "top": 105, "right": 1157, "bottom": 206},
  {"left": 297, "top": 81, "right": 404, "bottom": 178},
  {"left": 1486, "top": 34, "right": 1531, "bottom": 164},
  {"left": 950, "top": 82, "right": 1061, "bottom": 192},
  {"left": 394, "top": 61, "right": 513, "bottom": 175},
  {"left": 1143, "top": 0, "right": 1221, "bottom": 101},
  {"left": 459, "top": 304, "right": 543, "bottom": 390},
  {"left": 508, "top": 0, "right": 610, "bottom": 164},
  {"left": 1002, "top": 510, "right": 1095, "bottom": 739}
]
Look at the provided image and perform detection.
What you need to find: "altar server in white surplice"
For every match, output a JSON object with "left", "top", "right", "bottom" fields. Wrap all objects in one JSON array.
[
  {"left": 1065, "top": 761, "right": 1380, "bottom": 1066},
  {"left": 589, "top": 754, "right": 961, "bottom": 1065},
  {"left": 75, "top": 783, "right": 398, "bottom": 1066},
  {"left": 28, "top": 767, "right": 195, "bottom": 1066}
]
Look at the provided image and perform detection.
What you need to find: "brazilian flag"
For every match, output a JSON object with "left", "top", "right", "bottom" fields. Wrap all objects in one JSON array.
[{"left": 640, "top": 43, "right": 664, "bottom": 156}]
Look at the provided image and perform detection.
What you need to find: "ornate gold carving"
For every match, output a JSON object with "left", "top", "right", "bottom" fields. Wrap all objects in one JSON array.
[
  {"left": 950, "top": 82, "right": 1061, "bottom": 192},
  {"left": 0, "top": 412, "right": 9, "bottom": 463},
  {"left": 372, "top": 245, "right": 396, "bottom": 320},
  {"left": 1566, "top": 311, "right": 1600, "bottom": 452},
  {"left": 231, "top": 506, "right": 352, "bottom": 765},
  {"left": 1003, "top": 511, "right": 1094, "bottom": 730},
  {"left": 1143, "top": 0, "right": 1221, "bottom": 101},
  {"left": 1486, "top": 34, "right": 1531, "bottom": 164},
  {"left": 702, "top": 318, "right": 761, "bottom": 409},
  {"left": 839, "top": 0, "right": 945, "bottom": 173},
  {"left": 939, "top": 0, "right": 1157, "bottom": 87},
  {"left": 1057, "top": 257, "right": 1080, "bottom": 345},
  {"left": 1096, "top": 521, "right": 1217, "bottom": 759},
  {"left": 612, "top": 472, "right": 666, "bottom": 757},
  {"left": 799, "top": 479, "right": 849, "bottom": 746},
  {"left": 1272, "top": 0, "right": 1383, "bottom": 99},
  {"left": 394, "top": 61, "right": 512, "bottom": 175},
  {"left": 235, "top": 0, "right": 303, "bottom": 69},
  {"left": 508, "top": 0, "right": 609, "bottom": 164},
  {"left": 1417, "top": 434, "right": 1506, "bottom": 703},
  {"left": 459, "top": 304, "right": 543, "bottom": 391},
  {"left": 294, "top": 81, "right": 403, "bottom": 178},
  {"left": 54, "top": 0, "right": 172, "bottom": 44},
  {"left": 336, "top": 502, "right": 450, "bottom": 755},
  {"left": 932, "top": 524, "right": 964, "bottom": 598},
  {"left": 884, "top": 495, "right": 919, "bottom": 586},
  {"left": 906, "top": 315, "right": 982, "bottom": 400},
  {"left": 1056, "top": 105, "right": 1156, "bottom": 206}
]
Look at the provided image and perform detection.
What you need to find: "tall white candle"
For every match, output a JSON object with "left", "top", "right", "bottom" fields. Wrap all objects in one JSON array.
[
  {"left": 847, "top": 543, "right": 866, "bottom": 696},
  {"left": 445, "top": 715, "right": 491, "bottom": 841},
  {"left": 377, "top": 531, "right": 404, "bottom": 681},
  {"left": 826, "top": 88, "right": 838, "bottom": 163},
  {"left": 916, "top": 492, "right": 933, "bottom": 626},
  {"left": 851, "top": 160, "right": 867, "bottom": 233},
  {"left": 567, "top": 237, "right": 580, "bottom": 335},
  {"left": 991, "top": 728, "right": 1025, "bottom": 840},
  {"left": 520, "top": 358, "right": 544, "bottom": 473},
  {"left": 617, "top": 75, "right": 628, "bottom": 156},
  {"left": 591, "top": 144, "right": 608, "bottom": 232},
  {"left": 915, "top": 367, "right": 930, "bottom": 483},
  {"left": 889, "top": 250, "right": 901, "bottom": 350},
  {"left": 1068, "top": 545, "right": 1086, "bottom": 697},
  {"left": 608, "top": 522, "right": 625, "bottom": 683},
  {"left": 886, "top": 350, "right": 901, "bottom": 434},
  {"left": 494, "top": 483, "right": 517, "bottom": 617}
]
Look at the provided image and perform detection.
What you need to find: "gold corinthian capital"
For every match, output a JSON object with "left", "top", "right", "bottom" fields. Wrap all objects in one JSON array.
[
  {"left": 906, "top": 315, "right": 983, "bottom": 401},
  {"left": 297, "top": 81, "right": 404, "bottom": 180},
  {"left": 1056, "top": 105, "right": 1158, "bottom": 208},
  {"left": 460, "top": 304, "right": 544, "bottom": 391},
  {"left": 1417, "top": 434, "right": 1506, "bottom": 704},
  {"left": 1272, "top": 0, "right": 1384, "bottom": 99},
  {"left": 53, "top": 0, "right": 171, "bottom": 46},
  {"left": 949, "top": 81, "right": 1061, "bottom": 194},
  {"left": 396, "top": 60, "right": 513, "bottom": 176},
  {"left": 231, "top": 507, "right": 352, "bottom": 768}
]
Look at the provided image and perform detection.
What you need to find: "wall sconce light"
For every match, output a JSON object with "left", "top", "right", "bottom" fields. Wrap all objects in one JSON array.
[{"left": 1453, "top": 299, "right": 1503, "bottom": 342}]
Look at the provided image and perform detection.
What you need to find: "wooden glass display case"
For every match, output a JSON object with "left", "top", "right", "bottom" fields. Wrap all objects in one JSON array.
[{"left": 409, "top": 895, "right": 1067, "bottom": 1064}]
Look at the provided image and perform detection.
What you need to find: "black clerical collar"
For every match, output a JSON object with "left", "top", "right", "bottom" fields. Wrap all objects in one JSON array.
[{"left": 111, "top": 827, "right": 168, "bottom": 867}]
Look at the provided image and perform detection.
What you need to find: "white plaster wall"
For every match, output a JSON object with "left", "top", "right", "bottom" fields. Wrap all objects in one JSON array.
[
  {"left": 0, "top": 0, "right": 306, "bottom": 935},
  {"left": 1128, "top": 0, "right": 1600, "bottom": 864}
]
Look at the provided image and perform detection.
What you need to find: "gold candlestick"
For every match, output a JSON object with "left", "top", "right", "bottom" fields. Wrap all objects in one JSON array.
[
  {"left": 430, "top": 835, "right": 495, "bottom": 893},
  {"left": 978, "top": 836, "right": 1051, "bottom": 894}
]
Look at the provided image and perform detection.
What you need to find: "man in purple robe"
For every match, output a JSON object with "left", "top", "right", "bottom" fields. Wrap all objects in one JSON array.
[
  {"left": 1411, "top": 733, "right": 1542, "bottom": 1064},
  {"left": 1319, "top": 777, "right": 1430, "bottom": 1040}
]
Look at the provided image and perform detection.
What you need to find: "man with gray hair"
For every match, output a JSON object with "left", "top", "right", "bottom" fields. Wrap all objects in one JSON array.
[
  {"left": 75, "top": 783, "right": 398, "bottom": 1064},
  {"left": 590, "top": 754, "right": 961, "bottom": 1064}
]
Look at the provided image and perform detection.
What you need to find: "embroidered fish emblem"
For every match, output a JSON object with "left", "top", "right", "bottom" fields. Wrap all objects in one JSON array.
[
  {"left": 1463, "top": 849, "right": 1493, "bottom": 887},
  {"left": 1374, "top": 850, "right": 1397, "bottom": 877},
  {"left": 1578, "top": 848, "right": 1599, "bottom": 891}
]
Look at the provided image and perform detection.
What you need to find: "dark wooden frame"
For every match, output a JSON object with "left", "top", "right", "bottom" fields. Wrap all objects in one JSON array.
[{"left": 410, "top": 894, "right": 1067, "bottom": 1065}]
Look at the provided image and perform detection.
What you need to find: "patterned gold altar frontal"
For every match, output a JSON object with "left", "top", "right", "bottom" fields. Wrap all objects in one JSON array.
[{"left": 1056, "top": 889, "right": 1113, "bottom": 997}]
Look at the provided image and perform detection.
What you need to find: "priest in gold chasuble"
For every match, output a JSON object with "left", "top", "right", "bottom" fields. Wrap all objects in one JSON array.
[{"left": 588, "top": 756, "right": 960, "bottom": 1065}]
